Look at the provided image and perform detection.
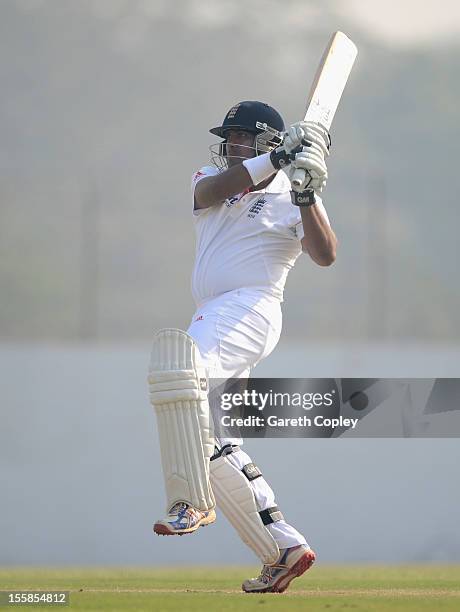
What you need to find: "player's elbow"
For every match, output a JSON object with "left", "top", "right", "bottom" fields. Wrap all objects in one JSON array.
[
  {"left": 304, "top": 245, "right": 337, "bottom": 266},
  {"left": 315, "top": 250, "right": 336, "bottom": 266}
]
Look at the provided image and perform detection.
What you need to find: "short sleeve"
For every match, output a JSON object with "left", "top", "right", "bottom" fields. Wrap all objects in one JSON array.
[{"left": 191, "top": 166, "right": 219, "bottom": 217}]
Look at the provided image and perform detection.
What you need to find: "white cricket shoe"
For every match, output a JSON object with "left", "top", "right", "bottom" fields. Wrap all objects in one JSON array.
[
  {"left": 153, "top": 502, "right": 216, "bottom": 536},
  {"left": 242, "top": 544, "right": 316, "bottom": 593}
]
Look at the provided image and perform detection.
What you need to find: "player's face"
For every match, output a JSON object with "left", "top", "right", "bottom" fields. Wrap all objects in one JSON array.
[{"left": 225, "top": 129, "right": 256, "bottom": 167}]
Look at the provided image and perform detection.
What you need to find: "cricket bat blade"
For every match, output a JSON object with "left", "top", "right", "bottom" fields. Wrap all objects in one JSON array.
[{"left": 291, "top": 31, "right": 358, "bottom": 191}]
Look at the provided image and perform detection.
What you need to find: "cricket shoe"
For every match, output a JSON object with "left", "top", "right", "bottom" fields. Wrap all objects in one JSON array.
[
  {"left": 242, "top": 544, "right": 316, "bottom": 594},
  {"left": 153, "top": 502, "right": 216, "bottom": 536}
]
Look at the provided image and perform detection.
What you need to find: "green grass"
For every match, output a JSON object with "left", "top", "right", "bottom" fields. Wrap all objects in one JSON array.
[{"left": 0, "top": 565, "right": 459, "bottom": 611}]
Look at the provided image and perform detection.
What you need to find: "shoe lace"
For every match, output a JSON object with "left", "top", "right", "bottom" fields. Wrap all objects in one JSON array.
[
  {"left": 169, "top": 502, "right": 188, "bottom": 515},
  {"left": 259, "top": 562, "right": 288, "bottom": 583}
]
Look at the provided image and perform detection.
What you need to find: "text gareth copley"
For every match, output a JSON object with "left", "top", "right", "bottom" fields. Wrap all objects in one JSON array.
[{"left": 220, "top": 415, "right": 359, "bottom": 429}]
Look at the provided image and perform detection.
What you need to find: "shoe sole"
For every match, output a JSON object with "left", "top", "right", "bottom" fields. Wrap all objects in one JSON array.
[
  {"left": 243, "top": 549, "right": 316, "bottom": 594},
  {"left": 153, "top": 510, "right": 216, "bottom": 536}
]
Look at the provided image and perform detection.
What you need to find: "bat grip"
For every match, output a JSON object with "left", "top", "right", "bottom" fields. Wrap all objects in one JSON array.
[{"left": 291, "top": 168, "right": 306, "bottom": 191}]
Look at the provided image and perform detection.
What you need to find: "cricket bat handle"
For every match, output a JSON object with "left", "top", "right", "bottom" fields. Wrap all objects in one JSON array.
[{"left": 291, "top": 168, "right": 307, "bottom": 191}]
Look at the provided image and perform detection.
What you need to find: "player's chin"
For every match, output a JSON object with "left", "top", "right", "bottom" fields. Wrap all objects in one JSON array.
[{"left": 226, "top": 156, "right": 242, "bottom": 168}]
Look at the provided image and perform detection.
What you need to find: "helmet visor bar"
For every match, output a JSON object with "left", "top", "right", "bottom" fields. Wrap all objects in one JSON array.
[{"left": 255, "top": 121, "right": 284, "bottom": 153}]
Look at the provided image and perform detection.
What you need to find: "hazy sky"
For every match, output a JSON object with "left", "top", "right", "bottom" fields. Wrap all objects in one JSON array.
[
  {"left": 339, "top": 0, "right": 460, "bottom": 46},
  {"left": 12, "top": 0, "right": 460, "bottom": 48}
]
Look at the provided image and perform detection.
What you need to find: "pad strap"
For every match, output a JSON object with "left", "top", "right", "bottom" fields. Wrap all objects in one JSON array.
[
  {"left": 211, "top": 446, "right": 263, "bottom": 482},
  {"left": 211, "top": 444, "right": 240, "bottom": 461},
  {"left": 259, "top": 506, "right": 284, "bottom": 525},
  {"left": 242, "top": 463, "right": 262, "bottom": 481}
]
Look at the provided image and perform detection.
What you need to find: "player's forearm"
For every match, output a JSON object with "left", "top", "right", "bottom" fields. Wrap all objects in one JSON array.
[
  {"left": 300, "top": 205, "right": 337, "bottom": 266},
  {"left": 194, "top": 164, "right": 255, "bottom": 209}
]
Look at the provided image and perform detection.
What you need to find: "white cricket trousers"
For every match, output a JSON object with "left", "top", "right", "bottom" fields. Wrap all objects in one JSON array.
[{"left": 187, "top": 288, "right": 308, "bottom": 551}]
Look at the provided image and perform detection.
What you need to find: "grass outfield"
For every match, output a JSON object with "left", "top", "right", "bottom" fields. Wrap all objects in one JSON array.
[{"left": 0, "top": 565, "right": 459, "bottom": 611}]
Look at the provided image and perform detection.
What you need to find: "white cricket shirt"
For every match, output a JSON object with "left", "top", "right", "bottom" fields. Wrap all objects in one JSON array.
[{"left": 190, "top": 165, "right": 330, "bottom": 307}]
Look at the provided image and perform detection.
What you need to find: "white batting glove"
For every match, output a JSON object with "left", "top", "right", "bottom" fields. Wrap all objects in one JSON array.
[
  {"left": 288, "top": 142, "right": 328, "bottom": 193},
  {"left": 283, "top": 121, "right": 331, "bottom": 157},
  {"left": 283, "top": 125, "right": 306, "bottom": 154}
]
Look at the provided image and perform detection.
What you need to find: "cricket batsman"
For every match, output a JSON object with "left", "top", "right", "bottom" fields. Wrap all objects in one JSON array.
[{"left": 149, "top": 101, "right": 336, "bottom": 593}]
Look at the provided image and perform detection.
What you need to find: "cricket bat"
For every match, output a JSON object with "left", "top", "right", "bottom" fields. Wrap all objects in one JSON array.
[{"left": 291, "top": 31, "right": 358, "bottom": 190}]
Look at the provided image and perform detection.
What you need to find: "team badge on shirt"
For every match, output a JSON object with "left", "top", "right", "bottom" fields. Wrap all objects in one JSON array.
[{"left": 248, "top": 197, "right": 267, "bottom": 218}]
